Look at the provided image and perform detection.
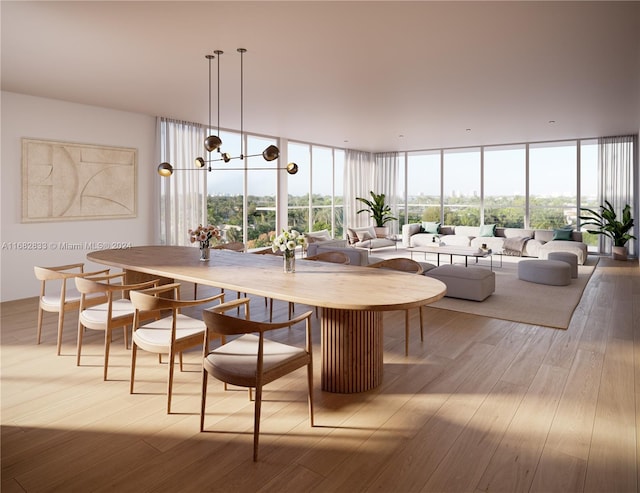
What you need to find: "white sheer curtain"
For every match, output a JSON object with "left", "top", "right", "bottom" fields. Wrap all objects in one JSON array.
[
  {"left": 374, "top": 152, "right": 399, "bottom": 235},
  {"left": 597, "top": 134, "right": 637, "bottom": 257},
  {"left": 344, "top": 150, "right": 400, "bottom": 234},
  {"left": 159, "top": 117, "right": 207, "bottom": 246},
  {"left": 344, "top": 150, "right": 374, "bottom": 230}
]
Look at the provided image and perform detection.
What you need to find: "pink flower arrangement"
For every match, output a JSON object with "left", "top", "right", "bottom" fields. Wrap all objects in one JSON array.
[{"left": 189, "top": 224, "right": 221, "bottom": 249}]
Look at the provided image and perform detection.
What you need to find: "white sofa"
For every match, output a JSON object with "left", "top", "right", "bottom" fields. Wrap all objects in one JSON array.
[{"left": 402, "top": 223, "right": 589, "bottom": 265}]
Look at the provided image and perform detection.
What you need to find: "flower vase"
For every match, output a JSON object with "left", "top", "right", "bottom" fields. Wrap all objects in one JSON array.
[
  {"left": 199, "top": 245, "right": 210, "bottom": 261},
  {"left": 283, "top": 250, "right": 295, "bottom": 273}
]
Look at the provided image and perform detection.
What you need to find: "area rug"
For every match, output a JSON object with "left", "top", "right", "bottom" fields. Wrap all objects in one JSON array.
[{"left": 429, "top": 256, "right": 599, "bottom": 329}]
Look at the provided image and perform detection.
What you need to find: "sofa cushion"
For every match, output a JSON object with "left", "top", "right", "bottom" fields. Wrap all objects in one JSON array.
[
  {"left": 438, "top": 234, "right": 472, "bottom": 247},
  {"left": 454, "top": 226, "right": 480, "bottom": 238},
  {"left": 538, "top": 240, "right": 587, "bottom": 265},
  {"left": 504, "top": 228, "right": 535, "bottom": 239},
  {"left": 309, "top": 244, "right": 370, "bottom": 266}
]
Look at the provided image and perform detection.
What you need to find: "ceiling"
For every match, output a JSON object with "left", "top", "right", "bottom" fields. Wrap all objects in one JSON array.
[{"left": 2, "top": 1, "right": 639, "bottom": 153}]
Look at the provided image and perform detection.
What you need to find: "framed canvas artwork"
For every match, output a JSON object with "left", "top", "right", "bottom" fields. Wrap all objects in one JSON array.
[{"left": 22, "top": 138, "right": 137, "bottom": 222}]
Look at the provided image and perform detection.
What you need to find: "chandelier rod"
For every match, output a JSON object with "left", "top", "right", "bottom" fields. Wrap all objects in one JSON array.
[
  {"left": 214, "top": 50, "right": 223, "bottom": 139},
  {"left": 206, "top": 55, "right": 213, "bottom": 141},
  {"left": 238, "top": 48, "right": 246, "bottom": 159}
]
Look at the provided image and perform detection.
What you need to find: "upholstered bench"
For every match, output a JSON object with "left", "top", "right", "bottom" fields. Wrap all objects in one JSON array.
[
  {"left": 425, "top": 264, "right": 495, "bottom": 301},
  {"left": 548, "top": 251, "right": 578, "bottom": 278},
  {"left": 518, "top": 259, "right": 571, "bottom": 286}
]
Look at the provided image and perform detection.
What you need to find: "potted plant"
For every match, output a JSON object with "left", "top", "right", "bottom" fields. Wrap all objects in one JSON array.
[
  {"left": 356, "top": 191, "right": 397, "bottom": 238},
  {"left": 580, "top": 200, "right": 636, "bottom": 260}
]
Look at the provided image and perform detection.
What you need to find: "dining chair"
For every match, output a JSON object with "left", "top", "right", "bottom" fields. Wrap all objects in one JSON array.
[
  {"left": 34, "top": 263, "right": 110, "bottom": 355},
  {"left": 304, "top": 251, "right": 351, "bottom": 265},
  {"left": 129, "top": 283, "right": 225, "bottom": 413},
  {"left": 194, "top": 242, "right": 246, "bottom": 298},
  {"left": 75, "top": 273, "right": 159, "bottom": 380},
  {"left": 250, "top": 247, "right": 291, "bottom": 321},
  {"left": 200, "top": 298, "right": 314, "bottom": 462},
  {"left": 368, "top": 258, "right": 424, "bottom": 356},
  {"left": 303, "top": 251, "right": 351, "bottom": 316}
]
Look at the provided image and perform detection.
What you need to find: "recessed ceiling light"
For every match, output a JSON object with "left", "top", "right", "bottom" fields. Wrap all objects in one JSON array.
[
  {"left": 466, "top": 128, "right": 471, "bottom": 132},
  {"left": 548, "top": 120, "right": 556, "bottom": 124},
  {"left": 398, "top": 134, "right": 404, "bottom": 138}
]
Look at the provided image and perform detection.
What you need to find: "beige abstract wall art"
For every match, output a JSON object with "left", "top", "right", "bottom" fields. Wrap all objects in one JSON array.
[{"left": 22, "top": 138, "right": 137, "bottom": 222}]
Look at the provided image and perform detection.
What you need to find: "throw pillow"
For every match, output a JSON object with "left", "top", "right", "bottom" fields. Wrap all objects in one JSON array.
[
  {"left": 306, "top": 229, "right": 332, "bottom": 243},
  {"left": 479, "top": 224, "right": 496, "bottom": 237},
  {"left": 421, "top": 221, "right": 440, "bottom": 234},
  {"left": 348, "top": 226, "right": 377, "bottom": 244},
  {"left": 553, "top": 228, "right": 573, "bottom": 241},
  {"left": 357, "top": 231, "right": 375, "bottom": 241}
]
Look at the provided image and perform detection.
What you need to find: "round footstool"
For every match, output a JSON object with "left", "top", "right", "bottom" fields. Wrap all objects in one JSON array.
[
  {"left": 547, "top": 252, "right": 578, "bottom": 278},
  {"left": 518, "top": 259, "right": 571, "bottom": 286}
]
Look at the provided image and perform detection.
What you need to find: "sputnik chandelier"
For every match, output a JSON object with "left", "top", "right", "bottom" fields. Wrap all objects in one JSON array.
[{"left": 157, "top": 48, "right": 299, "bottom": 177}]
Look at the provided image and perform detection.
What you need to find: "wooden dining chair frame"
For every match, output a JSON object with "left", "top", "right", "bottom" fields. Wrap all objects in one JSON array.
[
  {"left": 34, "top": 263, "right": 110, "bottom": 355},
  {"left": 200, "top": 298, "right": 314, "bottom": 461},
  {"left": 368, "top": 258, "right": 425, "bottom": 356},
  {"left": 75, "top": 273, "right": 159, "bottom": 380}
]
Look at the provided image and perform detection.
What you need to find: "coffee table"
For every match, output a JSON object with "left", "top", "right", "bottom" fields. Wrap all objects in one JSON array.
[{"left": 409, "top": 245, "right": 502, "bottom": 270}]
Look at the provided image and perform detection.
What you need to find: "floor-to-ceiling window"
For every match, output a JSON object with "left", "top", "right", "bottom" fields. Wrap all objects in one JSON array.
[
  {"left": 443, "top": 148, "right": 481, "bottom": 226},
  {"left": 483, "top": 144, "right": 526, "bottom": 228},
  {"left": 529, "top": 141, "right": 577, "bottom": 229},
  {"left": 579, "top": 139, "right": 599, "bottom": 251},
  {"left": 245, "top": 135, "right": 278, "bottom": 249},
  {"left": 333, "top": 150, "right": 345, "bottom": 238},
  {"left": 287, "top": 141, "right": 345, "bottom": 237},
  {"left": 287, "top": 142, "right": 310, "bottom": 232},
  {"left": 403, "top": 151, "right": 440, "bottom": 227}
]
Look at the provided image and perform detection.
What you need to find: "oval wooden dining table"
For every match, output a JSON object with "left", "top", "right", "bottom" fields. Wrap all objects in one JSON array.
[{"left": 87, "top": 246, "right": 446, "bottom": 393}]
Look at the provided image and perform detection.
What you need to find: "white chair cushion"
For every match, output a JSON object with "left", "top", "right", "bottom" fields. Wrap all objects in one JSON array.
[
  {"left": 41, "top": 287, "right": 102, "bottom": 308},
  {"left": 205, "top": 334, "right": 307, "bottom": 380},
  {"left": 133, "top": 314, "right": 206, "bottom": 353},
  {"left": 80, "top": 299, "right": 135, "bottom": 325}
]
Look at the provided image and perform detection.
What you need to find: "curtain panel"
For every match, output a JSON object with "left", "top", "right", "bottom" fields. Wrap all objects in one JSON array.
[
  {"left": 344, "top": 150, "right": 400, "bottom": 235},
  {"left": 158, "top": 117, "right": 207, "bottom": 246},
  {"left": 374, "top": 152, "right": 399, "bottom": 235},
  {"left": 597, "top": 134, "right": 637, "bottom": 257},
  {"left": 344, "top": 150, "right": 374, "bottom": 230}
]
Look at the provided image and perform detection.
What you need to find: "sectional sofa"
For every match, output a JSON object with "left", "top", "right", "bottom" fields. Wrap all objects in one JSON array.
[{"left": 402, "top": 223, "right": 589, "bottom": 265}]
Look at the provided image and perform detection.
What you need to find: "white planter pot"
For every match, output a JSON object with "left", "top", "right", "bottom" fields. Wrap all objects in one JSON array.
[{"left": 612, "top": 246, "right": 628, "bottom": 260}]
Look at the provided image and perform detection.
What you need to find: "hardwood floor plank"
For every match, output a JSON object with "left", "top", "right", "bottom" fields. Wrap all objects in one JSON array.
[
  {"left": 584, "top": 337, "right": 637, "bottom": 493},
  {"left": 529, "top": 348, "right": 604, "bottom": 492},
  {"left": 476, "top": 364, "right": 569, "bottom": 492}
]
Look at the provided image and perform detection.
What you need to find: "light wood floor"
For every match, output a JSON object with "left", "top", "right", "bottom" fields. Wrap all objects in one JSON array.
[{"left": 1, "top": 257, "right": 638, "bottom": 492}]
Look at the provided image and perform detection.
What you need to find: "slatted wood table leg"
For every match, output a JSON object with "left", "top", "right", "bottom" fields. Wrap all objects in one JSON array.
[{"left": 321, "top": 308, "right": 383, "bottom": 393}]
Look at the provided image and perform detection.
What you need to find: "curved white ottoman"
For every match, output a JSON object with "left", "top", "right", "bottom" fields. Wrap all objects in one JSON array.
[
  {"left": 425, "top": 264, "right": 495, "bottom": 301},
  {"left": 518, "top": 259, "right": 571, "bottom": 286},
  {"left": 548, "top": 252, "right": 578, "bottom": 278}
]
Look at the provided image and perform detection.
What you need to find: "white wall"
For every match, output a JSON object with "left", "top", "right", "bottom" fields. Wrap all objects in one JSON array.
[{"left": 1, "top": 92, "right": 157, "bottom": 301}]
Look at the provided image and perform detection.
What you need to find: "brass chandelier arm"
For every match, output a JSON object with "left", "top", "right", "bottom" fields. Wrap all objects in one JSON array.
[{"left": 156, "top": 162, "right": 298, "bottom": 176}]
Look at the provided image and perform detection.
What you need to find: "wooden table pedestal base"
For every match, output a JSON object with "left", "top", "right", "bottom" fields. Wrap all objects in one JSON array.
[{"left": 321, "top": 308, "right": 383, "bottom": 393}]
